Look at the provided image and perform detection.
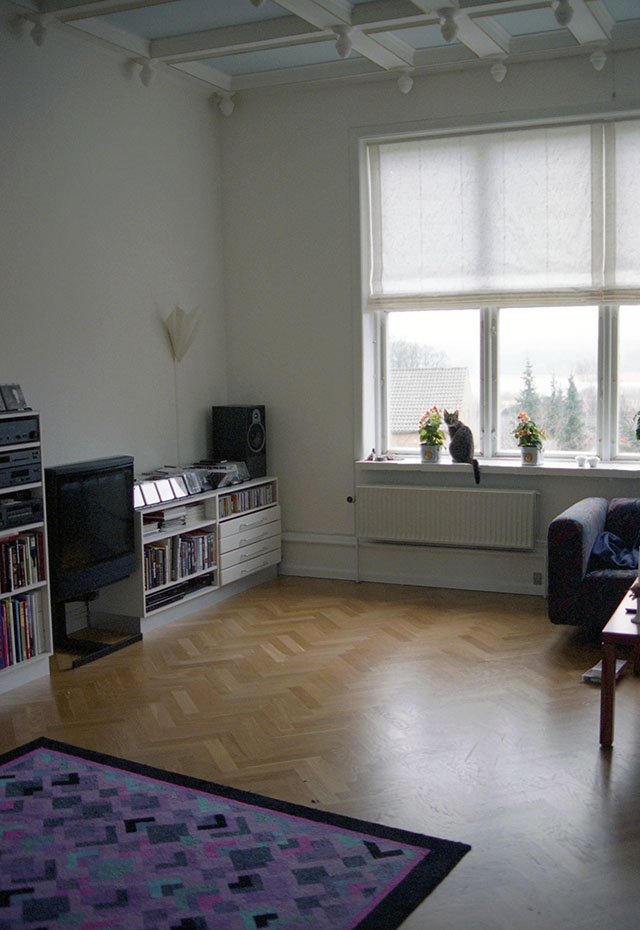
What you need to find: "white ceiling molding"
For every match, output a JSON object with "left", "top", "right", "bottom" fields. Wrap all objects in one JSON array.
[
  {"left": 564, "top": 0, "right": 609, "bottom": 45},
  {"left": 6, "top": 0, "right": 639, "bottom": 98}
]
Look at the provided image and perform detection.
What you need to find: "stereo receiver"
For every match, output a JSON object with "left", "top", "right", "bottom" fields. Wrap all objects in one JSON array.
[
  {"left": 0, "top": 417, "right": 39, "bottom": 447},
  {"left": 0, "top": 497, "right": 44, "bottom": 530}
]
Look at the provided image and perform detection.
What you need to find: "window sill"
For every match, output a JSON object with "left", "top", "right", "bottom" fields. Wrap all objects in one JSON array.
[{"left": 355, "top": 457, "right": 640, "bottom": 479}]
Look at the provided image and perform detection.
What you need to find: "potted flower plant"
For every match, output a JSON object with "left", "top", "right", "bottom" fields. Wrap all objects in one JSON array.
[
  {"left": 513, "top": 411, "right": 546, "bottom": 465},
  {"left": 419, "top": 406, "right": 446, "bottom": 463}
]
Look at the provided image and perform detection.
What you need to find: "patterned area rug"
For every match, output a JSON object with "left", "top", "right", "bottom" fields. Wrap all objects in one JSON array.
[{"left": 0, "top": 737, "right": 470, "bottom": 929}]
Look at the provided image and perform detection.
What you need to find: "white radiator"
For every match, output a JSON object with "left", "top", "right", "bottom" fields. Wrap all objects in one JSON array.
[{"left": 356, "top": 486, "right": 538, "bottom": 551}]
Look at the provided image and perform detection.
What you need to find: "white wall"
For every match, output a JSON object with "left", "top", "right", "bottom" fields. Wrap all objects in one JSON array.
[
  {"left": 0, "top": 6, "right": 226, "bottom": 472},
  {"left": 219, "top": 51, "right": 640, "bottom": 591}
]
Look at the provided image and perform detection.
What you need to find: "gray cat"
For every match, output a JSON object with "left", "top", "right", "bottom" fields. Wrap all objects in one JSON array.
[{"left": 443, "top": 410, "right": 480, "bottom": 484}]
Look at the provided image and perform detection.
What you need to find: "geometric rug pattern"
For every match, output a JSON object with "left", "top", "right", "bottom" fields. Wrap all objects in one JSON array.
[{"left": 0, "top": 737, "right": 470, "bottom": 930}]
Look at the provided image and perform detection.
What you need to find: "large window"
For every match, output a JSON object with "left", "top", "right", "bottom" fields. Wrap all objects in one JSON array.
[{"left": 365, "top": 119, "right": 640, "bottom": 461}]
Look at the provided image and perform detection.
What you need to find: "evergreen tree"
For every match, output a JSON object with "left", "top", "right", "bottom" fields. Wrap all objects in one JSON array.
[
  {"left": 559, "top": 374, "right": 586, "bottom": 450},
  {"left": 515, "top": 359, "right": 541, "bottom": 422},
  {"left": 544, "top": 374, "right": 564, "bottom": 442}
]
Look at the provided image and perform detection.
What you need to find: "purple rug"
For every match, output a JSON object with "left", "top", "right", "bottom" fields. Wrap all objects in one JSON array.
[{"left": 0, "top": 737, "right": 470, "bottom": 929}]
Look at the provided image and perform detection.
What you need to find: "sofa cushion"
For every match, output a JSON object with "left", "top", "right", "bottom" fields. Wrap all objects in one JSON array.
[
  {"left": 588, "top": 530, "right": 640, "bottom": 570},
  {"left": 605, "top": 498, "right": 640, "bottom": 547}
]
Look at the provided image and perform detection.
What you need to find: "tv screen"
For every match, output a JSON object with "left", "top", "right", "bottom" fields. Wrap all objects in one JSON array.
[{"left": 46, "top": 456, "right": 136, "bottom": 603}]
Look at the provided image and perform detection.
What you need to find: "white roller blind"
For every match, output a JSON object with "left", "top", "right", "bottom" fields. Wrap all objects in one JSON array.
[
  {"left": 367, "top": 119, "right": 640, "bottom": 306},
  {"left": 614, "top": 120, "right": 640, "bottom": 288}
]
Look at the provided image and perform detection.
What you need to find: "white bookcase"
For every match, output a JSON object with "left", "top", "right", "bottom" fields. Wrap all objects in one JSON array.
[
  {"left": 99, "top": 477, "right": 280, "bottom": 621},
  {"left": 0, "top": 410, "right": 52, "bottom": 694}
]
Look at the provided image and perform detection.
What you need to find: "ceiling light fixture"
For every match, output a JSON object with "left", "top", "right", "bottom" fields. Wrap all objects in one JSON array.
[
  {"left": 30, "top": 17, "right": 48, "bottom": 47},
  {"left": 397, "top": 69, "right": 414, "bottom": 94},
  {"left": 590, "top": 47, "right": 607, "bottom": 71},
  {"left": 554, "top": 0, "right": 573, "bottom": 27},
  {"left": 138, "top": 58, "right": 156, "bottom": 87},
  {"left": 490, "top": 60, "right": 507, "bottom": 83},
  {"left": 438, "top": 8, "right": 458, "bottom": 43},
  {"left": 333, "top": 25, "right": 353, "bottom": 59},
  {"left": 216, "top": 93, "right": 235, "bottom": 116}
]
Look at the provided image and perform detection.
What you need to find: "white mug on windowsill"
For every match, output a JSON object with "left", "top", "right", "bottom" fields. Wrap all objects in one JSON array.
[
  {"left": 588, "top": 455, "right": 600, "bottom": 467},
  {"left": 575, "top": 455, "right": 587, "bottom": 467}
]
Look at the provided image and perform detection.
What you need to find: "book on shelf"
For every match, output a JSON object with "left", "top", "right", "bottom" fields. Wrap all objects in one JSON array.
[
  {"left": 218, "top": 483, "right": 275, "bottom": 518},
  {"left": 0, "top": 592, "right": 40, "bottom": 667},
  {"left": 0, "top": 530, "right": 44, "bottom": 593}
]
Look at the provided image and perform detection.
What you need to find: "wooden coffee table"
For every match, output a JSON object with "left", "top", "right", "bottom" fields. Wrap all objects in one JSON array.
[{"left": 599, "top": 588, "right": 640, "bottom": 747}]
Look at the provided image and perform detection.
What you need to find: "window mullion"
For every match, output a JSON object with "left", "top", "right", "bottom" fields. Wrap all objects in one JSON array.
[
  {"left": 482, "top": 307, "right": 498, "bottom": 458},
  {"left": 598, "top": 305, "right": 617, "bottom": 460}
]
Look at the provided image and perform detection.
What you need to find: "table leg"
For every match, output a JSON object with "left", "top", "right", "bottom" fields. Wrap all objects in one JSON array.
[{"left": 599, "top": 641, "right": 616, "bottom": 747}]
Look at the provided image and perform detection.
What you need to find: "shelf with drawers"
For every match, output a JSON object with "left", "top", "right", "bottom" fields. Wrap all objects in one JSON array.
[
  {"left": 219, "top": 502, "right": 281, "bottom": 587},
  {"left": 98, "top": 476, "right": 280, "bottom": 621}
]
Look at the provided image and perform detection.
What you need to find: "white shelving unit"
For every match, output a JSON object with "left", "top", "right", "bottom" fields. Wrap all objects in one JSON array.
[
  {"left": 0, "top": 410, "right": 52, "bottom": 694},
  {"left": 99, "top": 477, "right": 280, "bottom": 622}
]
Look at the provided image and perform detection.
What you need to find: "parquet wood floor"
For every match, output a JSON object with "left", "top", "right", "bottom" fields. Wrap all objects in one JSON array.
[{"left": 2, "top": 576, "right": 640, "bottom": 929}]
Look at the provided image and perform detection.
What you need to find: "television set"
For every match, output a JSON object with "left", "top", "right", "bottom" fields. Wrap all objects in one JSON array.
[{"left": 45, "top": 456, "right": 136, "bottom": 652}]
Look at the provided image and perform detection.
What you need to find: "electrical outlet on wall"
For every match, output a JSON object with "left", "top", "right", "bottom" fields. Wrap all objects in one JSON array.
[{"left": 533, "top": 572, "right": 543, "bottom": 586}]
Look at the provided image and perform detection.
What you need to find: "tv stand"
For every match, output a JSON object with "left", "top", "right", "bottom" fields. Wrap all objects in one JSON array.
[
  {"left": 52, "top": 593, "right": 142, "bottom": 668},
  {"left": 54, "top": 631, "right": 143, "bottom": 669}
]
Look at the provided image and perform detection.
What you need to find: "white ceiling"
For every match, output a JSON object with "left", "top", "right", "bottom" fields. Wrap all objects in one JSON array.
[{"left": 10, "top": 0, "right": 640, "bottom": 104}]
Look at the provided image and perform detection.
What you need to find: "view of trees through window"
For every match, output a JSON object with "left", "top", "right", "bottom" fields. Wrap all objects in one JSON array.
[{"left": 498, "top": 307, "right": 598, "bottom": 453}]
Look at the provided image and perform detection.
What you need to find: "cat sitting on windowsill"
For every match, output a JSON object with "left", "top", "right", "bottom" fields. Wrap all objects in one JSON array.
[{"left": 443, "top": 410, "right": 480, "bottom": 485}]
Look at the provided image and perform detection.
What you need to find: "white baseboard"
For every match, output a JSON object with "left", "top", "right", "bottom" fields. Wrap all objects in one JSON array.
[{"left": 281, "top": 532, "right": 547, "bottom": 597}]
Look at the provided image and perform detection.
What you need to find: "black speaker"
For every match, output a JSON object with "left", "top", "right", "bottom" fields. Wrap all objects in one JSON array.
[{"left": 211, "top": 405, "right": 266, "bottom": 479}]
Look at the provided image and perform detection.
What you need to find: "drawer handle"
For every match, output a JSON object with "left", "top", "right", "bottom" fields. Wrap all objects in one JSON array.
[
  {"left": 240, "top": 547, "right": 269, "bottom": 561},
  {"left": 241, "top": 560, "right": 270, "bottom": 574},
  {"left": 238, "top": 517, "right": 270, "bottom": 530},
  {"left": 238, "top": 534, "right": 268, "bottom": 545}
]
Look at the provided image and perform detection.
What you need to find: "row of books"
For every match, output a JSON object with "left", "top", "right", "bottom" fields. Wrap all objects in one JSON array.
[
  {"left": 144, "top": 530, "right": 217, "bottom": 591},
  {"left": 0, "top": 592, "right": 45, "bottom": 668},
  {"left": 0, "top": 530, "right": 45, "bottom": 594},
  {"left": 218, "top": 484, "right": 275, "bottom": 518}
]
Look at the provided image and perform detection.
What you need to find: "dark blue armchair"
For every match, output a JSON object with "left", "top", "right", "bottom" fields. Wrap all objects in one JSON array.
[{"left": 547, "top": 497, "right": 640, "bottom": 633}]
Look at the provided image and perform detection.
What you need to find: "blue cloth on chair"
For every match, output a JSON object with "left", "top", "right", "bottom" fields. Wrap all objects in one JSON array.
[{"left": 588, "top": 530, "right": 640, "bottom": 570}]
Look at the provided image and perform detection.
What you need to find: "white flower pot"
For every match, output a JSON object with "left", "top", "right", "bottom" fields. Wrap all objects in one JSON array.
[
  {"left": 521, "top": 446, "right": 543, "bottom": 465},
  {"left": 420, "top": 444, "right": 441, "bottom": 463}
]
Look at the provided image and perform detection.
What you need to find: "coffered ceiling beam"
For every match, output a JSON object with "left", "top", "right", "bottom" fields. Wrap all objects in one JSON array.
[
  {"left": 149, "top": 3, "right": 413, "bottom": 71},
  {"left": 274, "top": 0, "right": 415, "bottom": 68},
  {"left": 272, "top": 0, "right": 353, "bottom": 28},
  {"left": 150, "top": 17, "right": 318, "bottom": 62},
  {"left": 410, "top": 0, "right": 507, "bottom": 57},
  {"left": 352, "top": 0, "right": 428, "bottom": 27},
  {"left": 565, "top": 0, "right": 609, "bottom": 45},
  {"left": 37, "top": 0, "right": 176, "bottom": 18}
]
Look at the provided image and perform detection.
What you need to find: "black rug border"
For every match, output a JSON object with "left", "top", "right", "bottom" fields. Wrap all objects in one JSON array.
[{"left": 1, "top": 736, "right": 471, "bottom": 930}]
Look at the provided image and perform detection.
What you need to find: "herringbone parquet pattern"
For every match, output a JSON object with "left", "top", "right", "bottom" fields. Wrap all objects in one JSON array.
[{"left": 1, "top": 576, "right": 639, "bottom": 929}]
